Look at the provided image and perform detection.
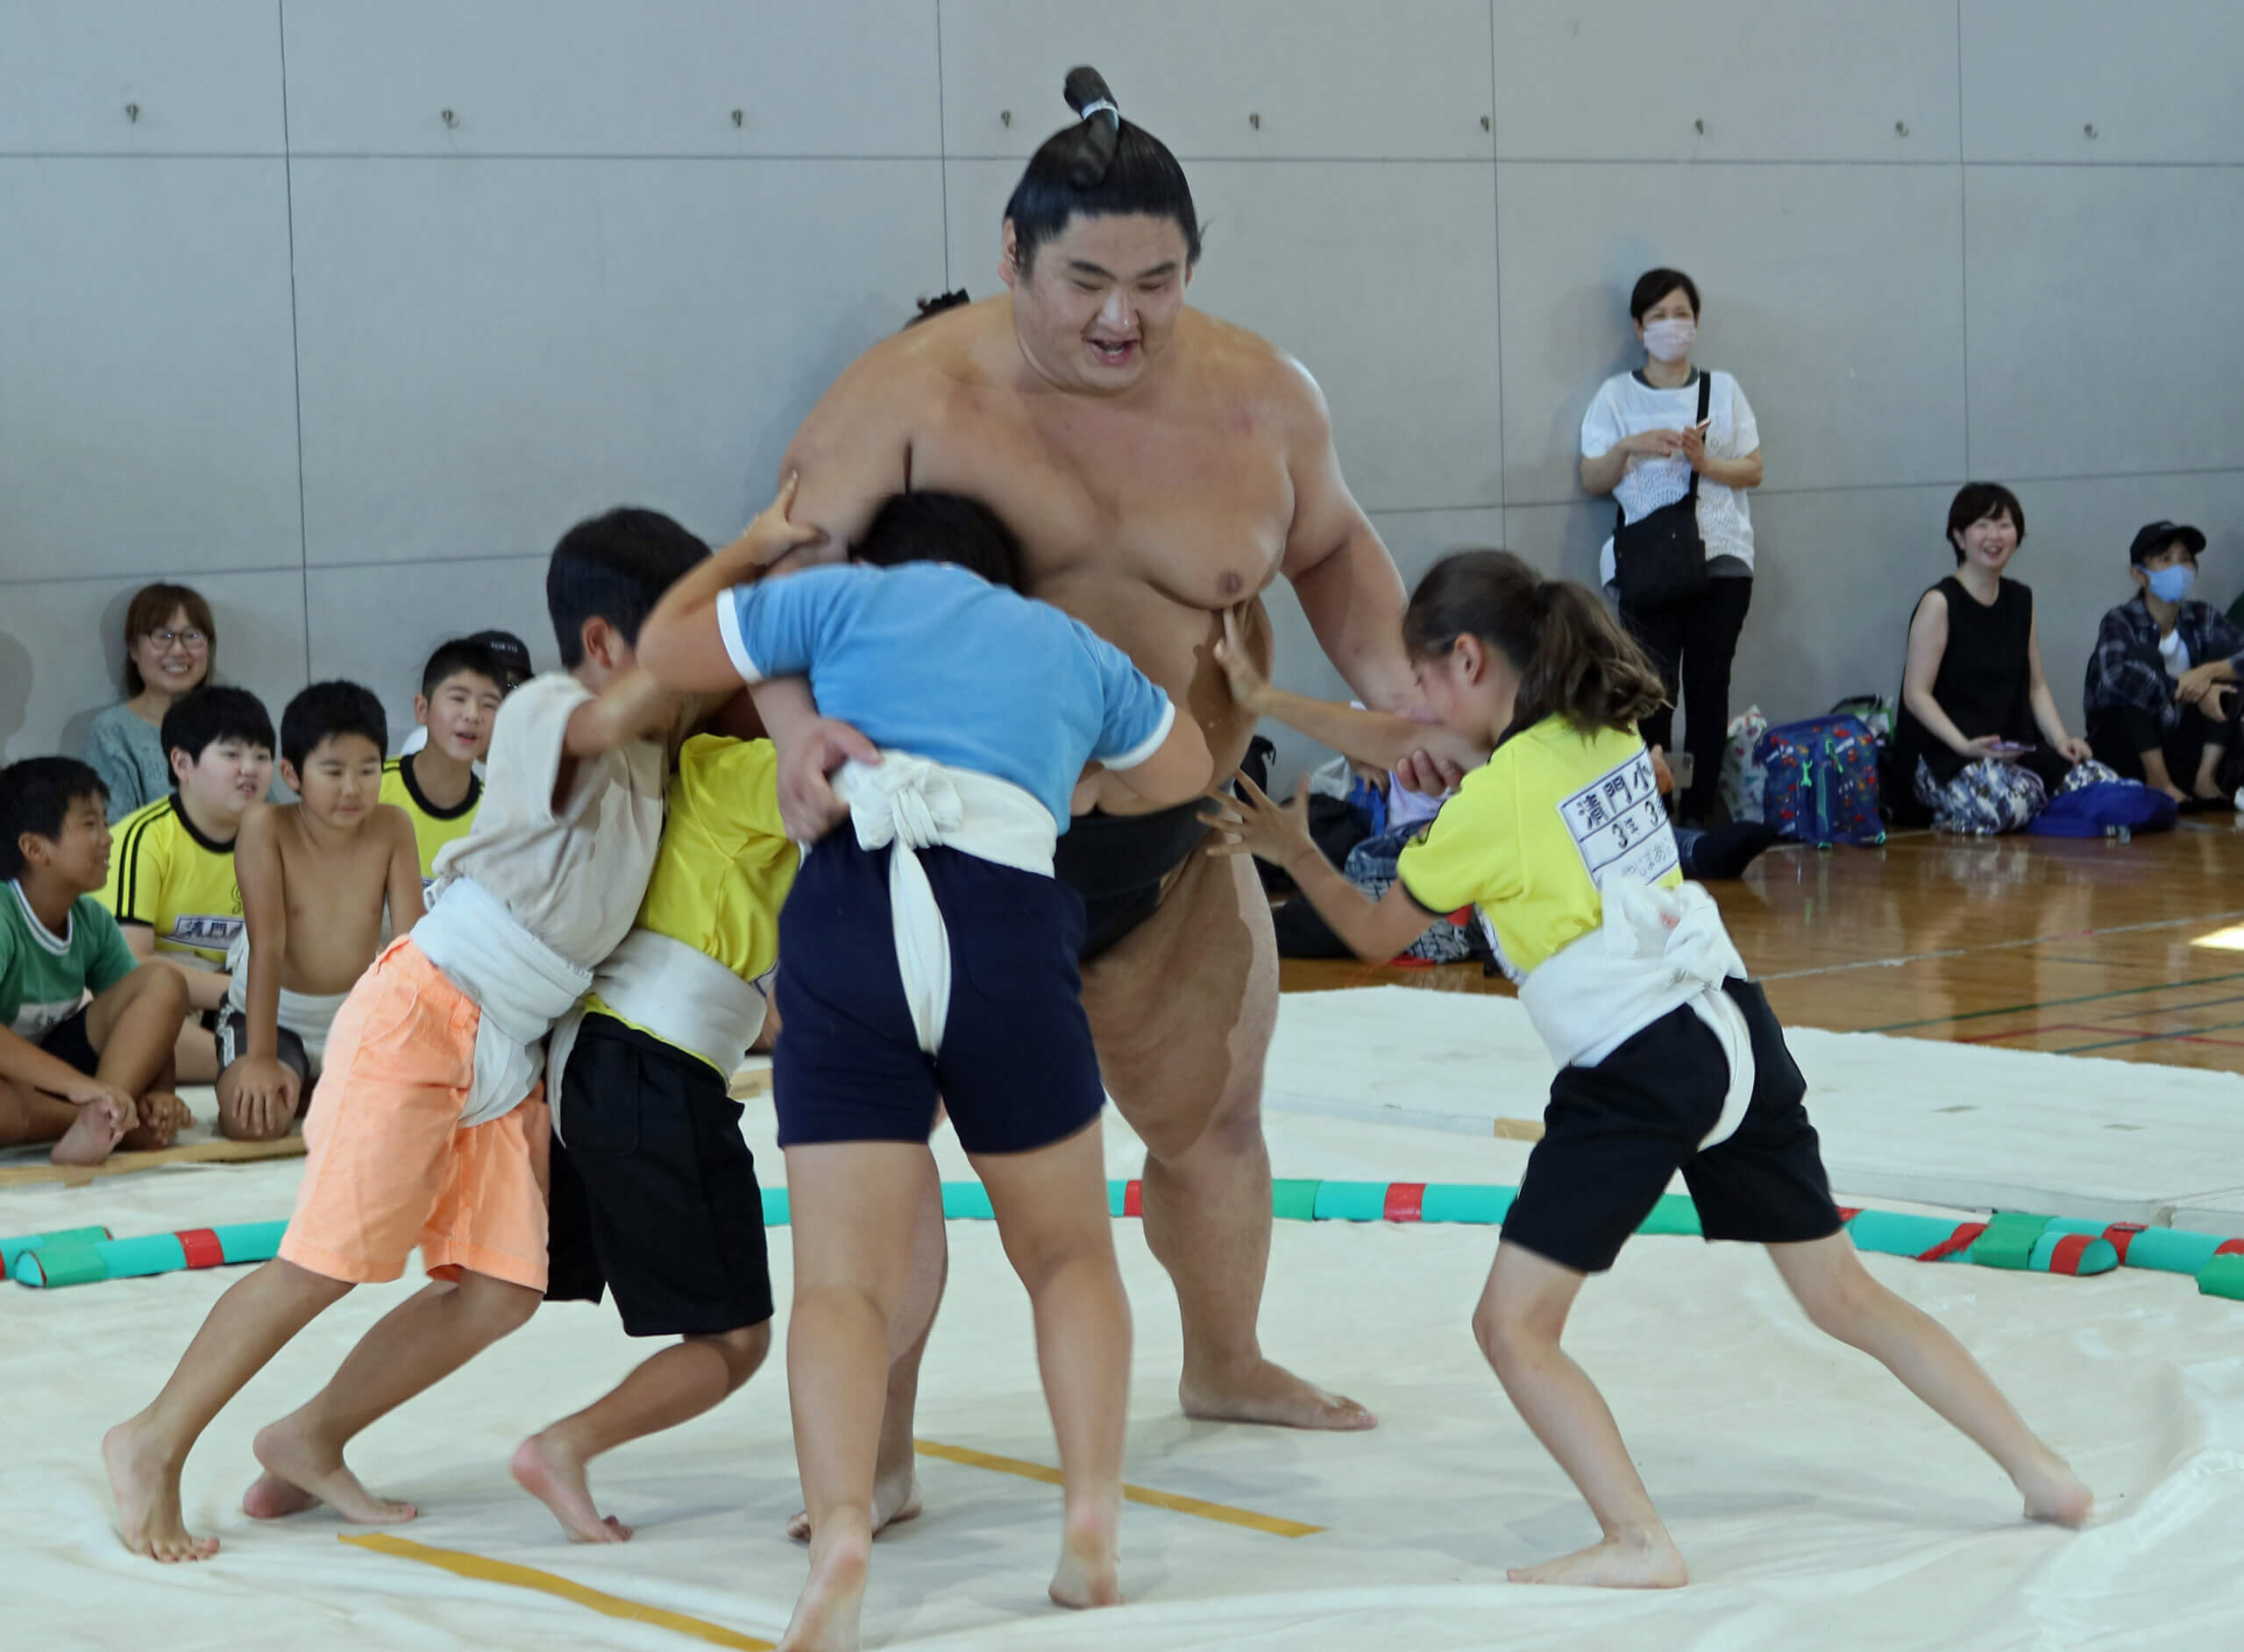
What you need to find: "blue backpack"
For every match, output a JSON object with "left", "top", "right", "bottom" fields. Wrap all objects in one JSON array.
[
  {"left": 1757, "top": 715, "right": 1887, "bottom": 847},
  {"left": 2027, "top": 781, "right": 2178, "bottom": 840}
]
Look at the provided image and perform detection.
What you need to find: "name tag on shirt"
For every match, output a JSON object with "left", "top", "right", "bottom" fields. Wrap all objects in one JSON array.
[{"left": 1556, "top": 750, "right": 1679, "bottom": 890}]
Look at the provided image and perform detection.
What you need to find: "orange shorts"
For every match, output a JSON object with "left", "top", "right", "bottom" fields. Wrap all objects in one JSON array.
[{"left": 280, "top": 938, "right": 550, "bottom": 1293}]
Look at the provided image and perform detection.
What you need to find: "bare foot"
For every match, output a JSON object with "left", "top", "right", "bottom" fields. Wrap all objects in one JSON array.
[
  {"left": 1047, "top": 1513, "right": 1122, "bottom": 1611},
  {"left": 119, "top": 1091, "right": 193, "bottom": 1152},
  {"left": 512, "top": 1434, "right": 631, "bottom": 1543},
  {"left": 786, "top": 1468, "right": 921, "bottom": 1544},
  {"left": 1508, "top": 1529, "right": 1687, "bottom": 1589},
  {"left": 2020, "top": 1458, "right": 2095, "bottom": 1528},
  {"left": 1179, "top": 1358, "right": 1377, "bottom": 1432},
  {"left": 251, "top": 1416, "right": 416, "bottom": 1526},
  {"left": 240, "top": 1471, "right": 320, "bottom": 1521},
  {"left": 104, "top": 1417, "right": 218, "bottom": 1563},
  {"left": 778, "top": 1528, "right": 870, "bottom": 1652},
  {"left": 52, "top": 1095, "right": 131, "bottom": 1166}
]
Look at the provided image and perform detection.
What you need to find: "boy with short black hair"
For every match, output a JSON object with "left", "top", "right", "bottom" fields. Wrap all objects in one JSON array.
[
  {"left": 107, "top": 506, "right": 708, "bottom": 1564},
  {"left": 2084, "top": 521, "right": 2244, "bottom": 806},
  {"left": 382, "top": 640, "right": 506, "bottom": 888},
  {"left": 102, "top": 685, "right": 275, "bottom": 1082},
  {"left": 0, "top": 758, "right": 192, "bottom": 1164},
  {"left": 217, "top": 683, "right": 426, "bottom": 1142}
]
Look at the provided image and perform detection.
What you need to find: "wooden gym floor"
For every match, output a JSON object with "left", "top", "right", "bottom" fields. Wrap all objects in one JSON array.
[{"left": 1277, "top": 816, "right": 2244, "bottom": 1074}]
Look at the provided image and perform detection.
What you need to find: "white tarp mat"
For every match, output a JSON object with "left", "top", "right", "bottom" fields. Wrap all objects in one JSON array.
[
  {"left": 1267, "top": 986, "right": 2244, "bottom": 1231},
  {"left": 6, "top": 1067, "right": 2243, "bottom": 1650}
]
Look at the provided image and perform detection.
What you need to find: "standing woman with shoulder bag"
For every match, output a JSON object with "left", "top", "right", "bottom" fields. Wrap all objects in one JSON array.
[{"left": 1580, "top": 269, "right": 1765, "bottom": 826}]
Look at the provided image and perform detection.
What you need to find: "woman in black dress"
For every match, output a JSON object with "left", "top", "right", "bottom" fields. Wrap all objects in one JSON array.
[{"left": 1892, "top": 484, "right": 2119, "bottom": 833}]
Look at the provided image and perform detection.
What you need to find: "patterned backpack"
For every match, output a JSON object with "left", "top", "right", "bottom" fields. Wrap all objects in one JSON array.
[{"left": 1757, "top": 715, "right": 1887, "bottom": 847}]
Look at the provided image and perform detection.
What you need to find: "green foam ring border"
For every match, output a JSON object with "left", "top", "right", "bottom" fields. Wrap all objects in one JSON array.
[{"left": 15, "top": 1188, "right": 2233, "bottom": 1295}]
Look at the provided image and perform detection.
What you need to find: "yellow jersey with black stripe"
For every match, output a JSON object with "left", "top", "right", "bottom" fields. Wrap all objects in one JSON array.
[
  {"left": 100, "top": 796, "right": 244, "bottom": 967},
  {"left": 585, "top": 735, "right": 798, "bottom": 1063},
  {"left": 1396, "top": 717, "right": 1681, "bottom": 978},
  {"left": 380, "top": 755, "right": 482, "bottom": 890}
]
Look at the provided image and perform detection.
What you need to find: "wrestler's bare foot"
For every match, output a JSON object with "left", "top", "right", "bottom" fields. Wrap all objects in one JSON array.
[
  {"left": 1509, "top": 1528, "right": 1687, "bottom": 1589},
  {"left": 2020, "top": 1457, "right": 2094, "bottom": 1528},
  {"left": 1048, "top": 1510, "right": 1122, "bottom": 1611},
  {"left": 513, "top": 1434, "right": 631, "bottom": 1543},
  {"left": 241, "top": 1469, "right": 321, "bottom": 1521},
  {"left": 52, "top": 1095, "right": 131, "bottom": 1166},
  {"left": 1179, "top": 1358, "right": 1376, "bottom": 1432},
  {"left": 119, "top": 1091, "right": 193, "bottom": 1152},
  {"left": 785, "top": 1468, "right": 921, "bottom": 1544},
  {"left": 104, "top": 1417, "right": 218, "bottom": 1563},
  {"left": 778, "top": 1527, "right": 870, "bottom": 1652},
  {"left": 251, "top": 1417, "right": 415, "bottom": 1526}
]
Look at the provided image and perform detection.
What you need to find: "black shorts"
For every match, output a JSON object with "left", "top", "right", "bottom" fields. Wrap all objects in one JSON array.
[
  {"left": 1052, "top": 800, "right": 1210, "bottom": 962},
  {"left": 775, "top": 832, "right": 1105, "bottom": 1155},
  {"left": 215, "top": 1010, "right": 310, "bottom": 1085},
  {"left": 1502, "top": 980, "right": 1843, "bottom": 1275},
  {"left": 37, "top": 1007, "right": 100, "bottom": 1076},
  {"left": 544, "top": 1015, "right": 775, "bottom": 1337}
]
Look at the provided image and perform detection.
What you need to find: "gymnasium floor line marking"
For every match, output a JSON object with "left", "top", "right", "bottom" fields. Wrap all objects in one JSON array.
[
  {"left": 2054, "top": 1014, "right": 2244, "bottom": 1055},
  {"left": 1751, "top": 905, "right": 2244, "bottom": 989},
  {"left": 338, "top": 1533, "right": 773, "bottom": 1649},
  {"left": 913, "top": 1438, "right": 1324, "bottom": 1538},
  {"left": 1848, "top": 965, "right": 2244, "bottom": 1032},
  {"left": 1962, "top": 992, "right": 2244, "bottom": 1032}
]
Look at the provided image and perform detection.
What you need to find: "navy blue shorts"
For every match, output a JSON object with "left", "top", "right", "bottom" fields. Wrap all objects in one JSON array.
[{"left": 775, "top": 832, "right": 1105, "bottom": 1156}]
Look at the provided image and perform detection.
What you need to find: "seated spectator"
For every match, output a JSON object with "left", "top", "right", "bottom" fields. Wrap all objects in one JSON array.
[
  {"left": 0, "top": 758, "right": 193, "bottom": 1164},
  {"left": 1892, "top": 484, "right": 2119, "bottom": 835},
  {"left": 101, "top": 686, "right": 275, "bottom": 1082},
  {"left": 83, "top": 585, "right": 215, "bottom": 823},
  {"left": 1580, "top": 267, "right": 1765, "bottom": 826},
  {"left": 394, "top": 628, "right": 532, "bottom": 770},
  {"left": 2084, "top": 521, "right": 2243, "bottom": 806},
  {"left": 381, "top": 639, "right": 508, "bottom": 889}
]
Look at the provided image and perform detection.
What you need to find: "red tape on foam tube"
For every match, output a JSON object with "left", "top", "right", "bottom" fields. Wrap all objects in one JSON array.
[
  {"left": 1917, "top": 1222, "right": 1986, "bottom": 1264},
  {"left": 176, "top": 1229, "right": 224, "bottom": 1270},
  {"left": 2105, "top": 1223, "right": 2146, "bottom": 1263},
  {"left": 1382, "top": 1183, "right": 1425, "bottom": 1223},
  {"left": 2048, "top": 1234, "right": 2092, "bottom": 1275},
  {"left": 1123, "top": 1181, "right": 1143, "bottom": 1219}
]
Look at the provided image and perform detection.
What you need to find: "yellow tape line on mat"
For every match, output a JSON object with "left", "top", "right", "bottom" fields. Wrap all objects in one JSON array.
[
  {"left": 913, "top": 1438, "right": 1323, "bottom": 1538},
  {"left": 340, "top": 1532, "right": 773, "bottom": 1649}
]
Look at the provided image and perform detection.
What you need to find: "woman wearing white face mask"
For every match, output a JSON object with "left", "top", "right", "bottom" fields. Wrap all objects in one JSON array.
[
  {"left": 2084, "top": 521, "right": 2244, "bottom": 806},
  {"left": 1580, "top": 269, "right": 1764, "bottom": 825}
]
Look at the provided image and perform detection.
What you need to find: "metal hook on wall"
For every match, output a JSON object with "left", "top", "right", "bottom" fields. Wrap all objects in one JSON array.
[
  {"left": 124, "top": 103, "right": 139, "bottom": 124},
  {"left": 440, "top": 109, "right": 458, "bottom": 129}
]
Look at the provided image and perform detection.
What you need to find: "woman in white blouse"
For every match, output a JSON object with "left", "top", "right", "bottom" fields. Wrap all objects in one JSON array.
[{"left": 1580, "top": 268, "right": 1765, "bottom": 825}]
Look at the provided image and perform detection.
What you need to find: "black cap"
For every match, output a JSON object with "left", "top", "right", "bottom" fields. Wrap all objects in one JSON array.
[
  {"left": 465, "top": 628, "right": 534, "bottom": 688},
  {"left": 2130, "top": 521, "right": 2207, "bottom": 565}
]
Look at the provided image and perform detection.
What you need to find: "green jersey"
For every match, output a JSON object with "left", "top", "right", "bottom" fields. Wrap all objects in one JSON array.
[{"left": 2, "top": 880, "right": 138, "bottom": 1039}]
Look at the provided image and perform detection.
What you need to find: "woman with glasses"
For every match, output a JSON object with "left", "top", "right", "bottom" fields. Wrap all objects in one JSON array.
[{"left": 85, "top": 584, "right": 217, "bottom": 821}]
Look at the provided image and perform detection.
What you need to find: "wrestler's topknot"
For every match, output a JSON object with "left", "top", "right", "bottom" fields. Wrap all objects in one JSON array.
[{"left": 1004, "top": 66, "right": 1203, "bottom": 273}]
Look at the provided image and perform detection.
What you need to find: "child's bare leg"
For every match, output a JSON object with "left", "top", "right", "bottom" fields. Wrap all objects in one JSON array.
[
  {"left": 515, "top": 1322, "right": 770, "bottom": 1543},
  {"left": 1474, "top": 1242, "right": 1687, "bottom": 1588},
  {"left": 104, "top": 1258, "right": 351, "bottom": 1561},
  {"left": 247, "top": 1268, "right": 540, "bottom": 1524},
  {"left": 971, "top": 1120, "right": 1129, "bottom": 1612},
  {"left": 779, "top": 1142, "right": 930, "bottom": 1652},
  {"left": 87, "top": 965, "right": 190, "bottom": 1096},
  {"left": 2195, "top": 743, "right": 2228, "bottom": 798},
  {"left": 787, "top": 1148, "right": 943, "bottom": 1544},
  {"left": 1766, "top": 1234, "right": 2092, "bottom": 1523},
  {"left": 172, "top": 1016, "right": 218, "bottom": 1084}
]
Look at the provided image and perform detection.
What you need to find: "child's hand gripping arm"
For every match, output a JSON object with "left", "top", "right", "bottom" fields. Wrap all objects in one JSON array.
[
  {"left": 228, "top": 808, "right": 301, "bottom": 1137},
  {"left": 1203, "top": 772, "right": 1438, "bottom": 963},
  {"left": 1212, "top": 607, "right": 1486, "bottom": 782}
]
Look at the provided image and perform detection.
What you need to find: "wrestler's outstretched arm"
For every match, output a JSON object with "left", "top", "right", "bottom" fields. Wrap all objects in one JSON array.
[{"left": 1203, "top": 774, "right": 1434, "bottom": 962}]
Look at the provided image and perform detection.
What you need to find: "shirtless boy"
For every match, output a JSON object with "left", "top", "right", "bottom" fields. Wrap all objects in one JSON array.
[
  {"left": 217, "top": 683, "right": 427, "bottom": 1141},
  {"left": 763, "top": 70, "right": 1453, "bottom": 1507}
]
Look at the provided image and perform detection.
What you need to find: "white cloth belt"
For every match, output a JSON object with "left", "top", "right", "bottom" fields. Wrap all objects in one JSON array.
[
  {"left": 410, "top": 876, "right": 593, "bottom": 1127},
  {"left": 1517, "top": 880, "right": 1756, "bottom": 1153},
  {"left": 224, "top": 932, "right": 351, "bottom": 1060},
  {"left": 831, "top": 753, "right": 1056, "bottom": 1055},
  {"left": 548, "top": 929, "right": 771, "bottom": 1143}
]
